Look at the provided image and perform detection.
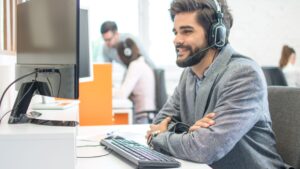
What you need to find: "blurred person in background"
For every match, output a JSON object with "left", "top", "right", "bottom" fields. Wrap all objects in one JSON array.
[
  {"left": 99, "top": 21, "right": 155, "bottom": 68},
  {"left": 113, "top": 38, "right": 156, "bottom": 124},
  {"left": 279, "top": 45, "right": 300, "bottom": 87}
]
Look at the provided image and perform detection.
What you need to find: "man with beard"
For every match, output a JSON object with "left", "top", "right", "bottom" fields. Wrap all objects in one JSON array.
[{"left": 146, "top": 0, "right": 288, "bottom": 168}]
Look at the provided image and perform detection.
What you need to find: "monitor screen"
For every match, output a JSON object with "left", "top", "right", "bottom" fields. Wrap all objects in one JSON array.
[{"left": 9, "top": 0, "right": 79, "bottom": 124}]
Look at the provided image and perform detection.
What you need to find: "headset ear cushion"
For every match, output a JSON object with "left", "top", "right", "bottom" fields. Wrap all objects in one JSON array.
[
  {"left": 209, "top": 22, "right": 226, "bottom": 48},
  {"left": 124, "top": 47, "right": 132, "bottom": 57}
]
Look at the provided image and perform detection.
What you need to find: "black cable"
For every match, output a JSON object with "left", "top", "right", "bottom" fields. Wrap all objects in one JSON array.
[
  {"left": 0, "top": 110, "right": 12, "bottom": 123},
  {"left": 0, "top": 71, "right": 38, "bottom": 122},
  {"left": 0, "top": 74, "right": 37, "bottom": 124},
  {"left": 46, "top": 77, "right": 54, "bottom": 96},
  {"left": 57, "top": 71, "right": 61, "bottom": 96},
  {"left": 46, "top": 71, "right": 60, "bottom": 97},
  {"left": 0, "top": 71, "right": 37, "bottom": 110},
  {"left": 77, "top": 149, "right": 112, "bottom": 159}
]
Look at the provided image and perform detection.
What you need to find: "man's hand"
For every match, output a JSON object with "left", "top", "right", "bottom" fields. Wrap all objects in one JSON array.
[
  {"left": 188, "top": 112, "right": 216, "bottom": 132},
  {"left": 146, "top": 117, "right": 172, "bottom": 142}
]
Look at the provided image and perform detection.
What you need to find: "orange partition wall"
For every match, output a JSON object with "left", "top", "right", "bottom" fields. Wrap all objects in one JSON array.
[
  {"left": 113, "top": 113, "right": 129, "bottom": 125},
  {"left": 79, "top": 64, "right": 113, "bottom": 126}
]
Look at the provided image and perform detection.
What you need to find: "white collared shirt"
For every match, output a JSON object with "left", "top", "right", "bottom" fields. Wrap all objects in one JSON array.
[{"left": 282, "top": 63, "right": 300, "bottom": 87}]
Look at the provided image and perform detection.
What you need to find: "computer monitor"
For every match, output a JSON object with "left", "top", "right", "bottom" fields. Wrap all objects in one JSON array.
[
  {"left": 8, "top": 0, "right": 79, "bottom": 124},
  {"left": 79, "top": 8, "right": 93, "bottom": 82}
]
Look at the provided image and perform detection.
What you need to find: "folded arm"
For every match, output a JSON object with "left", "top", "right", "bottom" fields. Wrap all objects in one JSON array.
[{"left": 149, "top": 64, "right": 265, "bottom": 164}]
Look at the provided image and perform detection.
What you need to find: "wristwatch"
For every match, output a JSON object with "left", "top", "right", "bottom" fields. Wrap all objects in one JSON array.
[
  {"left": 152, "top": 130, "right": 161, "bottom": 137},
  {"left": 147, "top": 130, "right": 161, "bottom": 147}
]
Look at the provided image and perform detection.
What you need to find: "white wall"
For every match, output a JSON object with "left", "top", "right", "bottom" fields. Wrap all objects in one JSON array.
[
  {"left": 146, "top": 0, "right": 300, "bottom": 93},
  {"left": 228, "top": 0, "right": 300, "bottom": 67},
  {"left": 0, "top": 53, "right": 16, "bottom": 118},
  {"left": 147, "top": 0, "right": 300, "bottom": 67}
]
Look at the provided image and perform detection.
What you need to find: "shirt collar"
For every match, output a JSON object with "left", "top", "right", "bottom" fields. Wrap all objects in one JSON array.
[
  {"left": 188, "top": 51, "right": 219, "bottom": 80},
  {"left": 190, "top": 66, "right": 210, "bottom": 81}
]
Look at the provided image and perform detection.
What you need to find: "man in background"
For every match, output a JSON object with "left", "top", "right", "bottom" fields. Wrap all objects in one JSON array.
[{"left": 97, "top": 21, "right": 155, "bottom": 68}]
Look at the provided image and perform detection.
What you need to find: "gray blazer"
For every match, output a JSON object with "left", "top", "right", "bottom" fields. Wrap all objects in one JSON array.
[{"left": 151, "top": 45, "right": 286, "bottom": 169}]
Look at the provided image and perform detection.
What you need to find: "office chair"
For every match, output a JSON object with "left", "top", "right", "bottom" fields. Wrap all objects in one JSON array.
[
  {"left": 143, "top": 68, "right": 168, "bottom": 123},
  {"left": 154, "top": 68, "right": 168, "bottom": 112},
  {"left": 268, "top": 86, "right": 300, "bottom": 169},
  {"left": 262, "top": 67, "right": 288, "bottom": 86}
]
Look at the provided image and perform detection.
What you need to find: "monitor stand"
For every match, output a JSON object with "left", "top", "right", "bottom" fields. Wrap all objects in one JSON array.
[
  {"left": 8, "top": 81, "right": 78, "bottom": 126},
  {"left": 8, "top": 81, "right": 51, "bottom": 124}
]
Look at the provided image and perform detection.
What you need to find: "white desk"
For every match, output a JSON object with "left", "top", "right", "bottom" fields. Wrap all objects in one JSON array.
[
  {"left": 0, "top": 106, "right": 79, "bottom": 169},
  {"left": 0, "top": 109, "right": 210, "bottom": 169},
  {"left": 77, "top": 124, "right": 211, "bottom": 169}
]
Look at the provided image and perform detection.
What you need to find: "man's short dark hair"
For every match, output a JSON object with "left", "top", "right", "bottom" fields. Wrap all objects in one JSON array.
[
  {"left": 169, "top": 0, "right": 233, "bottom": 44},
  {"left": 100, "top": 21, "right": 118, "bottom": 34}
]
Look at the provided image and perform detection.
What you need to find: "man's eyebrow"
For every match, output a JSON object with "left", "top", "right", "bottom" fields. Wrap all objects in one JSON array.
[
  {"left": 179, "top": 25, "right": 194, "bottom": 30},
  {"left": 173, "top": 25, "right": 194, "bottom": 33}
]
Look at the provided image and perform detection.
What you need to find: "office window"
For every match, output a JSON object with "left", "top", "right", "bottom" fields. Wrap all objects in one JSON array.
[
  {"left": 80, "top": 0, "right": 139, "bottom": 87},
  {"left": 148, "top": 0, "right": 183, "bottom": 94},
  {"left": 148, "top": 0, "right": 175, "bottom": 66},
  {"left": 80, "top": 0, "right": 139, "bottom": 62},
  {"left": 81, "top": 0, "right": 182, "bottom": 93}
]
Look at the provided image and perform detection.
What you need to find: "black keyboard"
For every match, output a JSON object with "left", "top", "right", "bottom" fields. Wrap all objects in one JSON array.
[{"left": 100, "top": 136, "right": 181, "bottom": 168}]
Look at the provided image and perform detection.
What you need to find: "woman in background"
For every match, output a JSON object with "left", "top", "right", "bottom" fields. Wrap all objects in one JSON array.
[
  {"left": 279, "top": 45, "right": 300, "bottom": 87},
  {"left": 114, "top": 38, "right": 156, "bottom": 124}
]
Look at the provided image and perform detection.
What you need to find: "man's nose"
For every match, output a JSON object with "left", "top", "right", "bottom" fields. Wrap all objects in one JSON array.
[{"left": 173, "top": 35, "right": 183, "bottom": 46}]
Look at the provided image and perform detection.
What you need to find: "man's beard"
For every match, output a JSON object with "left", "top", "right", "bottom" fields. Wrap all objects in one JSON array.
[{"left": 175, "top": 44, "right": 209, "bottom": 68}]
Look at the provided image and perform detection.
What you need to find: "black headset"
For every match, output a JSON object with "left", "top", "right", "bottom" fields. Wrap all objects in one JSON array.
[
  {"left": 208, "top": 0, "right": 226, "bottom": 48},
  {"left": 123, "top": 40, "right": 133, "bottom": 58}
]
